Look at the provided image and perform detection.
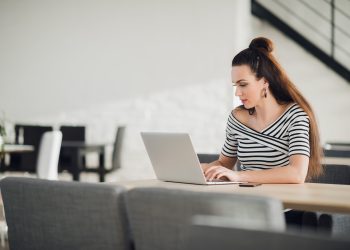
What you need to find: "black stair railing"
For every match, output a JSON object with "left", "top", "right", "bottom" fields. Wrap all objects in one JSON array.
[{"left": 251, "top": 0, "right": 350, "bottom": 83}]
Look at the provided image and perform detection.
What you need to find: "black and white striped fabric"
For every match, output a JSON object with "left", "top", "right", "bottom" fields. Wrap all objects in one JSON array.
[{"left": 222, "top": 103, "right": 310, "bottom": 171}]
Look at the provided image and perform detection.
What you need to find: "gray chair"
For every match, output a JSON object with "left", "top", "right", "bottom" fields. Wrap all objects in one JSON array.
[
  {"left": 125, "top": 187, "right": 285, "bottom": 250},
  {"left": 306, "top": 164, "right": 350, "bottom": 237},
  {"left": 184, "top": 224, "right": 350, "bottom": 250},
  {"left": 0, "top": 177, "right": 131, "bottom": 250}
]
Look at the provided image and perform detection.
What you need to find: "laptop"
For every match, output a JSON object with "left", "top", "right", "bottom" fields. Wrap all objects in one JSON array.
[{"left": 141, "top": 132, "right": 244, "bottom": 185}]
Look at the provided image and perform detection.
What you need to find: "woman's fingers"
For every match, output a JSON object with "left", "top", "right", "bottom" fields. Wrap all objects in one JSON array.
[
  {"left": 217, "top": 171, "right": 229, "bottom": 180},
  {"left": 204, "top": 165, "right": 238, "bottom": 181},
  {"left": 205, "top": 166, "right": 226, "bottom": 180},
  {"left": 203, "top": 166, "right": 218, "bottom": 179},
  {"left": 217, "top": 170, "right": 237, "bottom": 181},
  {"left": 204, "top": 165, "right": 221, "bottom": 175}
]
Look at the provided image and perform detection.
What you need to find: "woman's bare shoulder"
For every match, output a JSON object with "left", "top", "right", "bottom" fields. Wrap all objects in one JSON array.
[
  {"left": 232, "top": 106, "right": 251, "bottom": 126},
  {"left": 232, "top": 106, "right": 249, "bottom": 123}
]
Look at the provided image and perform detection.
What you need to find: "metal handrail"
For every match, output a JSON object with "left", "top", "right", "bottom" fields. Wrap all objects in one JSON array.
[
  {"left": 271, "top": 0, "right": 350, "bottom": 59},
  {"left": 252, "top": 0, "right": 350, "bottom": 82}
]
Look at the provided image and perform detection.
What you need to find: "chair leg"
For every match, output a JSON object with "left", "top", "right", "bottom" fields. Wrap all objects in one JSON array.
[
  {"left": 99, "top": 173, "right": 105, "bottom": 182},
  {"left": 284, "top": 210, "right": 304, "bottom": 231},
  {"left": 301, "top": 211, "right": 318, "bottom": 232},
  {"left": 98, "top": 151, "right": 105, "bottom": 182},
  {"left": 318, "top": 214, "right": 333, "bottom": 235},
  {"left": 72, "top": 171, "right": 80, "bottom": 181}
]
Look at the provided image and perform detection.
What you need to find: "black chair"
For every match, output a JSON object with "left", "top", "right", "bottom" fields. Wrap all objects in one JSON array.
[
  {"left": 60, "top": 125, "right": 86, "bottom": 142},
  {"left": 4, "top": 124, "right": 53, "bottom": 172},
  {"left": 82, "top": 126, "right": 125, "bottom": 182},
  {"left": 58, "top": 125, "right": 86, "bottom": 172}
]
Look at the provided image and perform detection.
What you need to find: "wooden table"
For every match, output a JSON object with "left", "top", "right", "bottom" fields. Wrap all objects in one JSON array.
[
  {"left": 3, "top": 144, "right": 34, "bottom": 153},
  {"left": 0, "top": 144, "right": 35, "bottom": 171},
  {"left": 115, "top": 179, "right": 350, "bottom": 214}
]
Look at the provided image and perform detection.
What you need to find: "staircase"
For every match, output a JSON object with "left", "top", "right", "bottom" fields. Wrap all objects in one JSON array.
[{"left": 251, "top": 0, "right": 350, "bottom": 82}]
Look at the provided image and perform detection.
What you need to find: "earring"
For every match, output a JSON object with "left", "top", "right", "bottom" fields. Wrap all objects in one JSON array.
[{"left": 264, "top": 88, "right": 267, "bottom": 98}]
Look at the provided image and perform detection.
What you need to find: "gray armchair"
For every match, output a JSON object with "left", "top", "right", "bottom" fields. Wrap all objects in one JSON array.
[
  {"left": 0, "top": 177, "right": 132, "bottom": 250},
  {"left": 125, "top": 187, "right": 285, "bottom": 250}
]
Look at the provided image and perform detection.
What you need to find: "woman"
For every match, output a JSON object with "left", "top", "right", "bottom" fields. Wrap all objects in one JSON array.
[{"left": 203, "top": 37, "right": 323, "bottom": 184}]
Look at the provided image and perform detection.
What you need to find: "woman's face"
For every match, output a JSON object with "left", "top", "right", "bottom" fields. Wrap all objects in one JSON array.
[{"left": 231, "top": 65, "right": 266, "bottom": 109}]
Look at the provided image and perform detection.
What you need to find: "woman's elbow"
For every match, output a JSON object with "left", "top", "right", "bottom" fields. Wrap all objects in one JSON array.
[
  {"left": 290, "top": 169, "right": 307, "bottom": 184},
  {"left": 291, "top": 175, "right": 306, "bottom": 184}
]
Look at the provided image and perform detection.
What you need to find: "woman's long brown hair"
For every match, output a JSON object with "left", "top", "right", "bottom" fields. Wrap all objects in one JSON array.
[{"left": 232, "top": 37, "right": 322, "bottom": 180}]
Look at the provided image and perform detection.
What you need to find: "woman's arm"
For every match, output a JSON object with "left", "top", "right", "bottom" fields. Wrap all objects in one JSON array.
[
  {"left": 201, "top": 154, "right": 237, "bottom": 172},
  {"left": 204, "top": 154, "right": 309, "bottom": 184}
]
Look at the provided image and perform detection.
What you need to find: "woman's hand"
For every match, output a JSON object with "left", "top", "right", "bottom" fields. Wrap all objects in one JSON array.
[
  {"left": 200, "top": 163, "right": 210, "bottom": 172},
  {"left": 204, "top": 165, "right": 239, "bottom": 181}
]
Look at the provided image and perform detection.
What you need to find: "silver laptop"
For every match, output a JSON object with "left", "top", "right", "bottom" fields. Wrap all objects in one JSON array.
[{"left": 141, "top": 132, "right": 244, "bottom": 185}]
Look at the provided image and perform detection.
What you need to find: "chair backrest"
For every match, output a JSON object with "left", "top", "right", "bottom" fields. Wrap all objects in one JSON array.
[
  {"left": 184, "top": 224, "right": 350, "bottom": 250},
  {"left": 11, "top": 124, "right": 53, "bottom": 172},
  {"left": 59, "top": 125, "right": 85, "bottom": 142},
  {"left": 111, "top": 126, "right": 125, "bottom": 171},
  {"left": 58, "top": 125, "right": 86, "bottom": 171},
  {"left": 125, "top": 187, "right": 285, "bottom": 250},
  {"left": 310, "top": 164, "right": 350, "bottom": 185},
  {"left": 0, "top": 177, "right": 131, "bottom": 250},
  {"left": 36, "top": 131, "right": 63, "bottom": 180},
  {"left": 197, "top": 154, "right": 219, "bottom": 163}
]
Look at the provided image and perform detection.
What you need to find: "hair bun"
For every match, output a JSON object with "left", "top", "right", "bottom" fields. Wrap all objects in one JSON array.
[{"left": 249, "top": 37, "right": 274, "bottom": 53}]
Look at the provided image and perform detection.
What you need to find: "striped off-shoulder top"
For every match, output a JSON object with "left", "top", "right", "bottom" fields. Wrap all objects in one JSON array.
[{"left": 221, "top": 103, "right": 310, "bottom": 171}]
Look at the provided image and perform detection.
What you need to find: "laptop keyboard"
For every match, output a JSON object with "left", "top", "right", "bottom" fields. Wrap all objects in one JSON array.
[{"left": 206, "top": 179, "right": 228, "bottom": 183}]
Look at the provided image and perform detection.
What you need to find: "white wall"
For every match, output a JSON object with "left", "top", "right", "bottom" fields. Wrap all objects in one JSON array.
[
  {"left": 0, "top": 0, "right": 250, "bottom": 181},
  {"left": 0, "top": 0, "right": 247, "bottom": 120}
]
